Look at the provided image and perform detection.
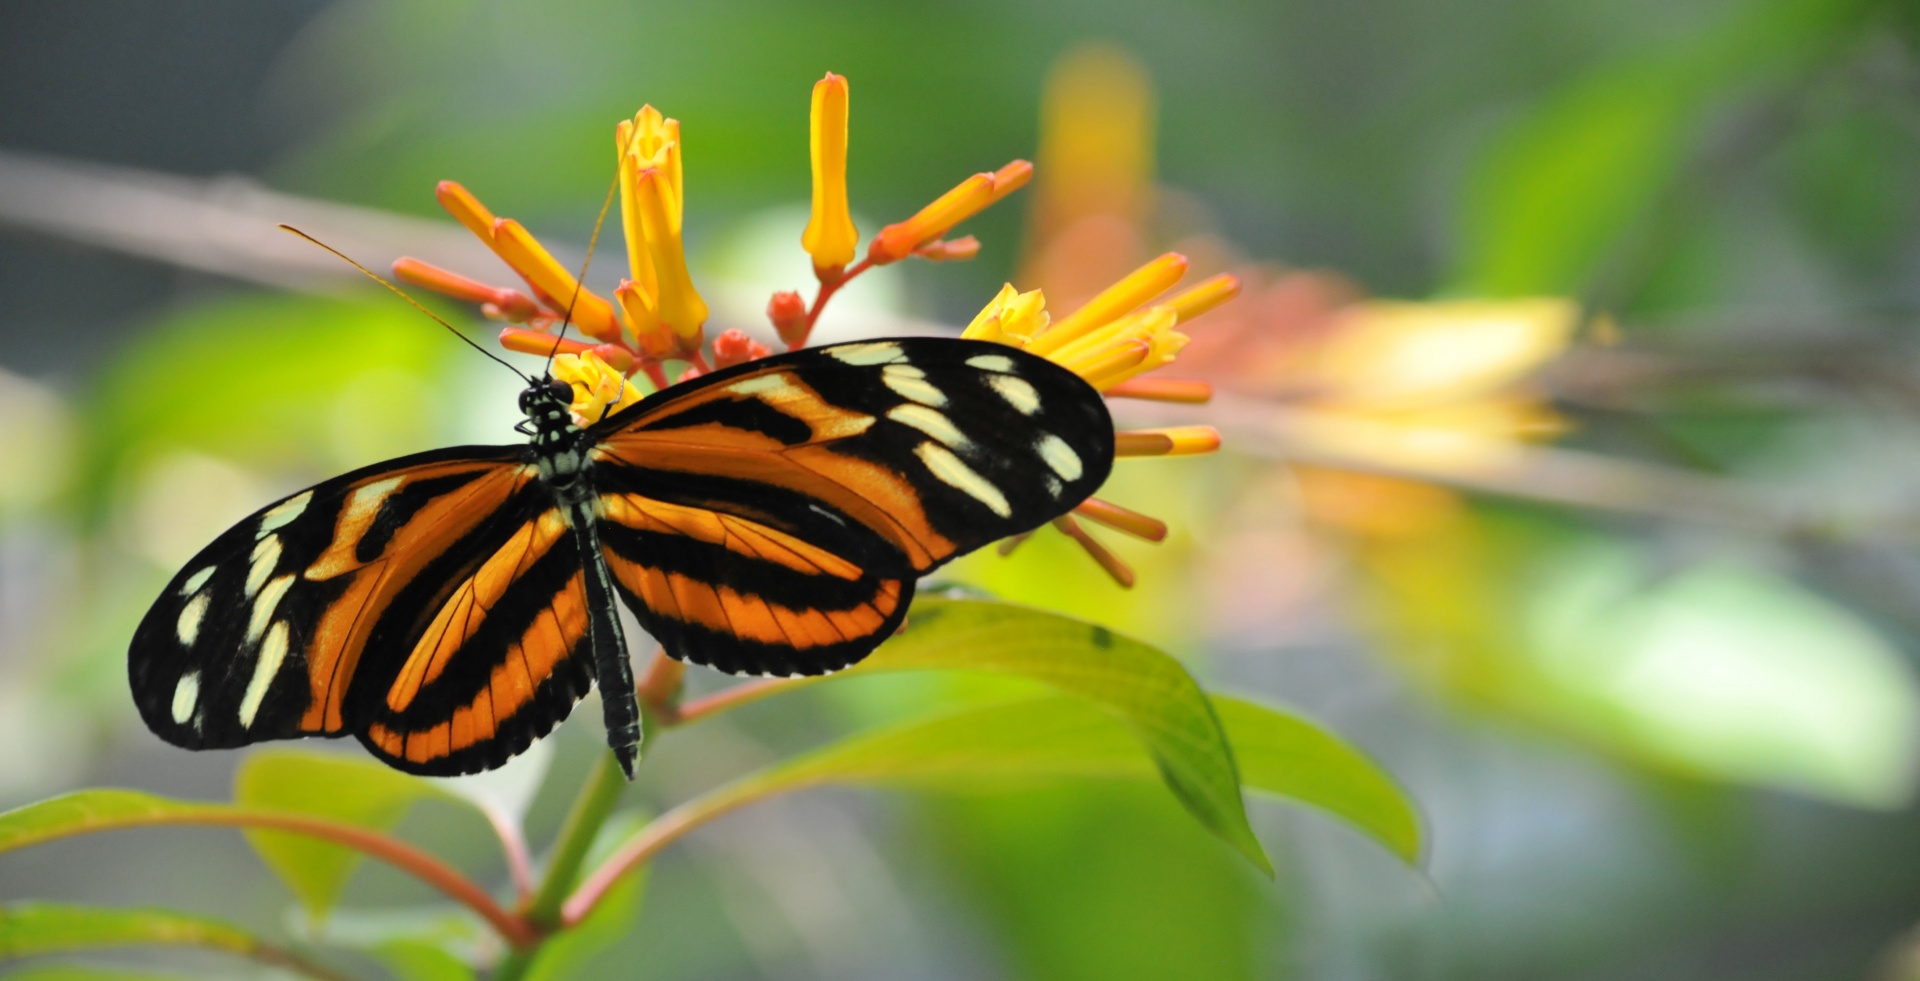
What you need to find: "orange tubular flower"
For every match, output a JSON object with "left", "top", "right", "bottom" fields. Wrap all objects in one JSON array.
[
  {"left": 394, "top": 75, "right": 1229, "bottom": 584},
  {"left": 399, "top": 102, "right": 715, "bottom": 393},
  {"left": 869, "top": 160, "right": 1033, "bottom": 265},
  {"left": 801, "top": 73, "right": 858, "bottom": 275}
]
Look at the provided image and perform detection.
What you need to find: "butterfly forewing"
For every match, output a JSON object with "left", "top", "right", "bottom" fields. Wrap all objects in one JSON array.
[
  {"left": 587, "top": 338, "right": 1114, "bottom": 676},
  {"left": 128, "top": 445, "right": 600, "bottom": 775}
]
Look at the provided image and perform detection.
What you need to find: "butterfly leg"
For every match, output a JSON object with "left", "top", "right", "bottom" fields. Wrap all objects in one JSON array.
[{"left": 569, "top": 504, "right": 642, "bottom": 778}]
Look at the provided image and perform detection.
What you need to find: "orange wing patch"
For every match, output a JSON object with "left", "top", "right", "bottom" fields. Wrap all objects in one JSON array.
[
  {"left": 384, "top": 509, "right": 571, "bottom": 713},
  {"left": 298, "top": 461, "right": 536, "bottom": 733},
  {"left": 597, "top": 433, "right": 955, "bottom": 568},
  {"left": 367, "top": 569, "right": 588, "bottom": 765},
  {"left": 599, "top": 493, "right": 863, "bottom": 579},
  {"left": 599, "top": 552, "right": 900, "bottom": 653}
]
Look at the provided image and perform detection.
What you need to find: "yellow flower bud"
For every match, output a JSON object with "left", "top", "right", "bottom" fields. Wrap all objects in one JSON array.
[{"left": 801, "top": 73, "right": 858, "bottom": 273}]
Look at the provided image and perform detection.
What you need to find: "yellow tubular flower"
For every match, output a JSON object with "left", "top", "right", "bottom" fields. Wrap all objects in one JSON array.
[
  {"left": 551, "top": 350, "right": 643, "bottom": 425},
  {"left": 961, "top": 284, "right": 1050, "bottom": 346},
  {"left": 615, "top": 280, "right": 673, "bottom": 358},
  {"left": 802, "top": 72, "right": 858, "bottom": 273},
  {"left": 615, "top": 120, "right": 660, "bottom": 296},
  {"left": 632, "top": 158, "right": 709, "bottom": 348},
  {"left": 1165, "top": 273, "right": 1242, "bottom": 323},
  {"left": 1025, "top": 252, "right": 1187, "bottom": 356}
]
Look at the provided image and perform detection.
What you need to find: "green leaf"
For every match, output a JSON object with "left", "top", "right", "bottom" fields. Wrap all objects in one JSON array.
[
  {"left": 1453, "top": 58, "right": 1694, "bottom": 297},
  {"left": 1451, "top": 0, "right": 1870, "bottom": 297},
  {"left": 370, "top": 940, "right": 479, "bottom": 981},
  {"left": 0, "top": 790, "right": 499, "bottom": 934},
  {"left": 1211, "top": 696, "right": 1421, "bottom": 863},
  {"left": 0, "top": 967, "right": 203, "bottom": 981},
  {"left": 924, "top": 786, "right": 1275, "bottom": 981},
  {"left": 1528, "top": 556, "right": 1920, "bottom": 807},
  {"left": 841, "top": 598, "right": 1268, "bottom": 872},
  {"left": 304, "top": 903, "right": 486, "bottom": 981},
  {"left": 79, "top": 293, "right": 459, "bottom": 524},
  {"left": 0, "top": 790, "right": 225, "bottom": 855},
  {"left": 695, "top": 694, "right": 1415, "bottom": 865},
  {"left": 233, "top": 750, "right": 448, "bottom": 921},
  {"left": 0, "top": 903, "right": 259, "bottom": 960}
]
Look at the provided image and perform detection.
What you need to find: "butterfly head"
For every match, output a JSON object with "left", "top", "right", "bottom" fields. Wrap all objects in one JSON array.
[
  {"left": 517, "top": 377, "right": 582, "bottom": 445},
  {"left": 519, "top": 377, "right": 575, "bottom": 419}
]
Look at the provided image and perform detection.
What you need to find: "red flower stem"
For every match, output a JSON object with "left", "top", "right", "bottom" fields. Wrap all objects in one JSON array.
[
  {"left": 561, "top": 799, "right": 719, "bottom": 926},
  {"left": 77, "top": 809, "right": 537, "bottom": 947},
  {"left": 798, "top": 257, "right": 874, "bottom": 348},
  {"left": 477, "top": 800, "right": 536, "bottom": 902},
  {"left": 669, "top": 675, "right": 823, "bottom": 726},
  {"left": 639, "top": 359, "right": 670, "bottom": 389}
]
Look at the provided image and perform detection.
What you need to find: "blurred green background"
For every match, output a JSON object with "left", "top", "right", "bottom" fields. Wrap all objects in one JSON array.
[{"left": 5, "top": 0, "right": 1920, "bottom": 978}]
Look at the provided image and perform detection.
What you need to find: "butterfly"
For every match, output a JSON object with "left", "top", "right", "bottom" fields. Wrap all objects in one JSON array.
[{"left": 128, "top": 337, "right": 1114, "bottom": 778}]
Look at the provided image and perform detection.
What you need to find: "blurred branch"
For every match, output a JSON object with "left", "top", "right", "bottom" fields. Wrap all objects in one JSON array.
[
  {"left": 1202, "top": 394, "right": 1916, "bottom": 544},
  {"left": 1545, "top": 342, "right": 1920, "bottom": 414},
  {"left": 0, "top": 148, "right": 513, "bottom": 291}
]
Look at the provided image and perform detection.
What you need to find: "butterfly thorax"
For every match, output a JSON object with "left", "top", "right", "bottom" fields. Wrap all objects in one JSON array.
[{"left": 519, "top": 378, "right": 594, "bottom": 504}]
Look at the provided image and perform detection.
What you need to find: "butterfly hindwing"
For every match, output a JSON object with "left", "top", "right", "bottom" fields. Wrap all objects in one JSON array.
[
  {"left": 357, "top": 506, "right": 600, "bottom": 774},
  {"left": 588, "top": 338, "right": 1114, "bottom": 676},
  {"left": 128, "top": 445, "right": 603, "bottom": 775}
]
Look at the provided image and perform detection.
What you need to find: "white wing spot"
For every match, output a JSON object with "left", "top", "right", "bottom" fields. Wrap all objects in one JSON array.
[
  {"left": 988, "top": 374, "right": 1042, "bottom": 415},
  {"left": 916, "top": 442, "right": 1012, "bottom": 518},
  {"left": 884, "top": 364, "right": 947, "bottom": 407},
  {"left": 727, "top": 374, "right": 799, "bottom": 399},
  {"left": 176, "top": 592, "right": 208, "bottom": 647},
  {"left": 171, "top": 672, "right": 200, "bottom": 725},
  {"left": 887, "top": 404, "right": 972, "bottom": 450},
  {"left": 239, "top": 621, "right": 290, "bottom": 730},
  {"left": 967, "top": 354, "right": 1016, "bottom": 373},
  {"left": 248, "top": 574, "right": 295, "bottom": 644},
  {"left": 1036, "top": 434, "right": 1085, "bottom": 481},
  {"left": 827, "top": 341, "right": 906, "bottom": 365},
  {"left": 1045, "top": 475, "right": 1065, "bottom": 498},
  {"left": 180, "top": 566, "right": 214, "bottom": 597},
  {"left": 259, "top": 490, "right": 312, "bottom": 536},
  {"left": 342, "top": 476, "right": 405, "bottom": 527},
  {"left": 246, "top": 535, "right": 282, "bottom": 598}
]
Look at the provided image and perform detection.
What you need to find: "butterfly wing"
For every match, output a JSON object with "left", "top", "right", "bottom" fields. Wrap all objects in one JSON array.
[
  {"left": 128, "top": 445, "right": 598, "bottom": 775},
  {"left": 587, "top": 337, "right": 1114, "bottom": 677}
]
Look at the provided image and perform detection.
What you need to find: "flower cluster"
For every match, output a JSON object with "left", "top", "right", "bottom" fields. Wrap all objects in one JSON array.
[
  {"left": 960, "top": 253, "right": 1238, "bottom": 584},
  {"left": 394, "top": 71, "right": 1232, "bottom": 585}
]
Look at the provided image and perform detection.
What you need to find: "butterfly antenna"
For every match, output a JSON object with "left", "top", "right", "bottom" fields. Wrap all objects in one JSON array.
[
  {"left": 278, "top": 225, "right": 532, "bottom": 384},
  {"left": 546, "top": 121, "right": 647, "bottom": 376}
]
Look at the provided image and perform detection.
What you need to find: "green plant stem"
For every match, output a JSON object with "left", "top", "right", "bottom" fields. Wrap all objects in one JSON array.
[
  {"left": 491, "top": 750, "right": 629, "bottom": 981},
  {"left": 528, "top": 750, "right": 628, "bottom": 928}
]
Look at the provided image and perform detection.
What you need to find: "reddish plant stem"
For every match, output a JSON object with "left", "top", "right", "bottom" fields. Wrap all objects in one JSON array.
[
  {"left": 671, "top": 675, "right": 822, "bottom": 726},
  {"left": 637, "top": 358, "right": 670, "bottom": 389},
  {"left": 797, "top": 258, "right": 874, "bottom": 348},
  {"left": 561, "top": 800, "right": 720, "bottom": 926},
  {"left": 137, "top": 811, "right": 535, "bottom": 947},
  {"left": 477, "top": 801, "right": 536, "bottom": 903}
]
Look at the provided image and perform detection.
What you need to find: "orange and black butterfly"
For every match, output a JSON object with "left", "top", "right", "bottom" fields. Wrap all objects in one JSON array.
[{"left": 128, "top": 338, "right": 1112, "bottom": 778}]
